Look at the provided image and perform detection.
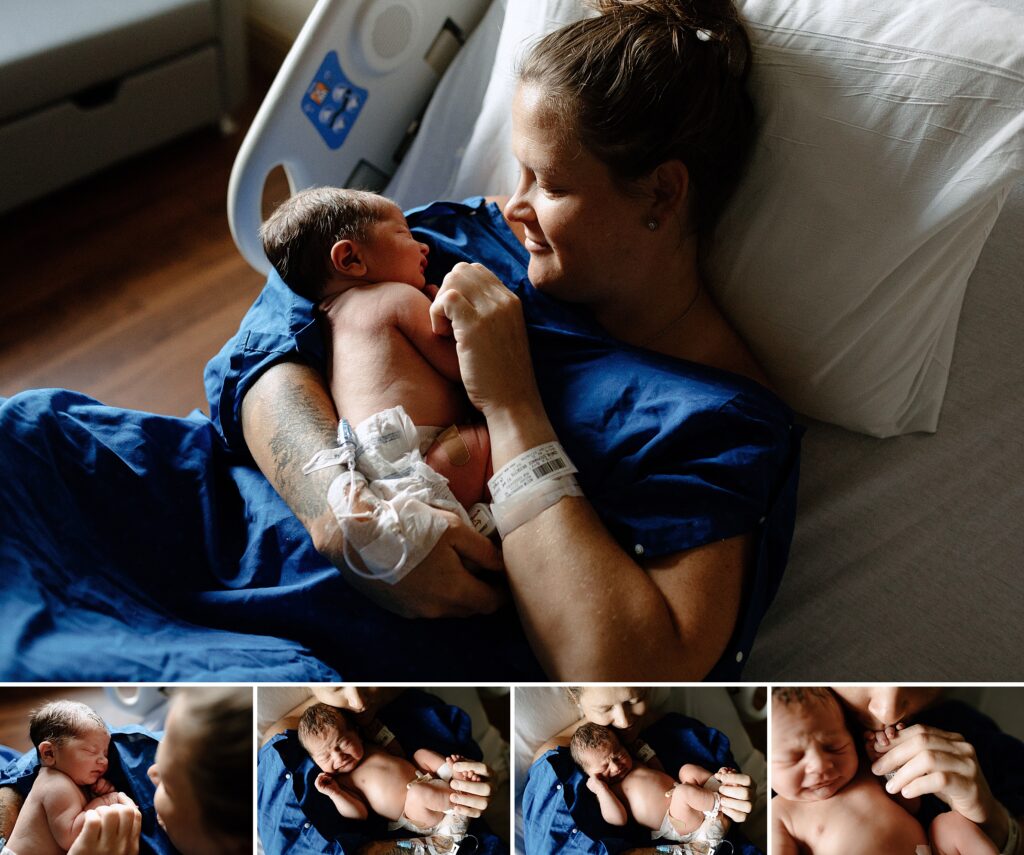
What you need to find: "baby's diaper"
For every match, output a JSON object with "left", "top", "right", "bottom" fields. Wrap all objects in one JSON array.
[{"left": 652, "top": 777, "right": 727, "bottom": 854}]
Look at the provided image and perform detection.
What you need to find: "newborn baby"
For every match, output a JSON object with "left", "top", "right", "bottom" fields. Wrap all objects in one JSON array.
[
  {"left": 771, "top": 687, "right": 930, "bottom": 855},
  {"left": 7, "top": 701, "right": 134, "bottom": 855},
  {"left": 570, "top": 723, "right": 730, "bottom": 854},
  {"left": 261, "top": 186, "right": 494, "bottom": 579},
  {"left": 298, "top": 703, "right": 477, "bottom": 838}
]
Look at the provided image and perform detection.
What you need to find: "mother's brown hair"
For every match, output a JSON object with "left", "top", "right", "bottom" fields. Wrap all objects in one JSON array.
[{"left": 517, "top": 0, "right": 755, "bottom": 251}]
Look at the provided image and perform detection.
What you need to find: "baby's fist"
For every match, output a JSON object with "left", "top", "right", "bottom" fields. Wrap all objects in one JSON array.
[
  {"left": 92, "top": 777, "right": 115, "bottom": 796},
  {"left": 586, "top": 775, "right": 606, "bottom": 793},
  {"left": 315, "top": 772, "right": 340, "bottom": 795}
]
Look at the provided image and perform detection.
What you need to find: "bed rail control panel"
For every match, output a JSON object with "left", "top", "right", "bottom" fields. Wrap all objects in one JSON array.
[{"left": 228, "top": 0, "right": 492, "bottom": 275}]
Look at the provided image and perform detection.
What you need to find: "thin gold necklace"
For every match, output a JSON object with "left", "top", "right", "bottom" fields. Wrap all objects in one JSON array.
[{"left": 641, "top": 280, "right": 704, "bottom": 347}]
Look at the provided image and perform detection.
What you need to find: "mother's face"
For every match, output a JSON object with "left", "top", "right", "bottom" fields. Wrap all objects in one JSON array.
[
  {"left": 505, "top": 84, "right": 650, "bottom": 306},
  {"left": 831, "top": 687, "right": 943, "bottom": 730},
  {"left": 147, "top": 700, "right": 226, "bottom": 855},
  {"left": 577, "top": 687, "right": 649, "bottom": 734}
]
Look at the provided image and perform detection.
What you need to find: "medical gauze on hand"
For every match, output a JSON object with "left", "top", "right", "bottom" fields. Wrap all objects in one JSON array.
[{"left": 322, "top": 406, "right": 475, "bottom": 584}]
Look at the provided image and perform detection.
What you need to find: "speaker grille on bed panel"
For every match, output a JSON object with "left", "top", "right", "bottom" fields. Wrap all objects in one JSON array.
[{"left": 372, "top": 4, "right": 414, "bottom": 60}]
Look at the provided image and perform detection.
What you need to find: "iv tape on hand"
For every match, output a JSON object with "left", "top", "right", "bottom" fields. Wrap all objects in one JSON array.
[
  {"left": 488, "top": 442, "right": 583, "bottom": 537},
  {"left": 308, "top": 406, "right": 475, "bottom": 584}
]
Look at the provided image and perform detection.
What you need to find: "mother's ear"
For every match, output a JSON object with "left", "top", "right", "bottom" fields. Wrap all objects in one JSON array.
[
  {"left": 646, "top": 159, "right": 690, "bottom": 228},
  {"left": 38, "top": 740, "right": 57, "bottom": 767}
]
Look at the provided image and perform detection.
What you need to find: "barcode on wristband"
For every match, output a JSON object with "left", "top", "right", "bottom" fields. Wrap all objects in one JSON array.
[
  {"left": 488, "top": 442, "right": 578, "bottom": 502},
  {"left": 533, "top": 459, "right": 566, "bottom": 478}
]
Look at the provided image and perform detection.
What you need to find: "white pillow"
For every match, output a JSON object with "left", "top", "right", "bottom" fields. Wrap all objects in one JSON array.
[
  {"left": 443, "top": 0, "right": 1024, "bottom": 437},
  {"left": 712, "top": 0, "right": 1024, "bottom": 435}
]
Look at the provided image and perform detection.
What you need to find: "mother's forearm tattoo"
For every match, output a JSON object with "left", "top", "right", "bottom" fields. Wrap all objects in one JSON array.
[{"left": 244, "top": 363, "right": 340, "bottom": 527}]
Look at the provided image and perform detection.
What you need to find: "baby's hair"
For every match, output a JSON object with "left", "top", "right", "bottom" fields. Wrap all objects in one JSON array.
[
  {"left": 298, "top": 702, "right": 352, "bottom": 752},
  {"left": 260, "top": 186, "right": 395, "bottom": 302},
  {"left": 29, "top": 700, "right": 106, "bottom": 757},
  {"left": 174, "top": 687, "right": 252, "bottom": 845},
  {"left": 772, "top": 687, "right": 841, "bottom": 711},
  {"left": 570, "top": 722, "right": 621, "bottom": 767}
]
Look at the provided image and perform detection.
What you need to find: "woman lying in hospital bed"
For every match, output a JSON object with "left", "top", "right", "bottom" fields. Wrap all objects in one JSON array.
[
  {"left": 227, "top": 0, "right": 800, "bottom": 679},
  {"left": 0, "top": 0, "right": 799, "bottom": 681}
]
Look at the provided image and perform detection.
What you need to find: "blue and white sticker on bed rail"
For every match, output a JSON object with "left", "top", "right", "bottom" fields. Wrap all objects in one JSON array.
[{"left": 302, "top": 51, "right": 368, "bottom": 150}]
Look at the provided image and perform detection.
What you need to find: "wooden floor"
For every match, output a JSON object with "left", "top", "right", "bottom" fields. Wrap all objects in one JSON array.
[{"left": 0, "top": 71, "right": 286, "bottom": 417}]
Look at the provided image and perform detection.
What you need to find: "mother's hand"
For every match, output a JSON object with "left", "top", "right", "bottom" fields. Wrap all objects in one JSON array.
[
  {"left": 715, "top": 769, "right": 755, "bottom": 823},
  {"left": 870, "top": 724, "right": 1000, "bottom": 825},
  {"left": 68, "top": 804, "right": 141, "bottom": 855},
  {"left": 429, "top": 263, "right": 541, "bottom": 421},
  {"left": 447, "top": 760, "right": 493, "bottom": 817}
]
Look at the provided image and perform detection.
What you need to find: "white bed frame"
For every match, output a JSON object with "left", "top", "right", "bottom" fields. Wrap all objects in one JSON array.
[{"left": 228, "top": 0, "right": 1023, "bottom": 681}]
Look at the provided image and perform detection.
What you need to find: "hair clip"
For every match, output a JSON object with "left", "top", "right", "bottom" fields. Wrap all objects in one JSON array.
[{"left": 695, "top": 28, "right": 712, "bottom": 42}]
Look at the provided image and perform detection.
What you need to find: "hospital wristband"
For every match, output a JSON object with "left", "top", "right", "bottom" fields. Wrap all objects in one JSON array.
[
  {"left": 634, "top": 740, "right": 656, "bottom": 762},
  {"left": 487, "top": 442, "right": 577, "bottom": 503},
  {"left": 372, "top": 722, "right": 396, "bottom": 747},
  {"left": 490, "top": 474, "right": 584, "bottom": 538}
]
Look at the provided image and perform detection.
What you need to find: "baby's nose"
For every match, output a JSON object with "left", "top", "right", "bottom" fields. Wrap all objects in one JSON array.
[{"left": 806, "top": 751, "right": 831, "bottom": 773}]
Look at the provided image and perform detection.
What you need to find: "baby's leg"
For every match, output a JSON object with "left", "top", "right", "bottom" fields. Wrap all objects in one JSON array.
[
  {"left": 404, "top": 779, "right": 455, "bottom": 829},
  {"left": 929, "top": 812, "right": 999, "bottom": 855},
  {"left": 424, "top": 423, "right": 491, "bottom": 508},
  {"left": 668, "top": 782, "right": 713, "bottom": 834}
]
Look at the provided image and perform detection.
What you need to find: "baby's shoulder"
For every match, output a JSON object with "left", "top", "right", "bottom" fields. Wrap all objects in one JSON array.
[
  {"left": 33, "top": 768, "right": 82, "bottom": 805},
  {"left": 321, "top": 281, "right": 428, "bottom": 322},
  {"left": 360, "top": 280, "right": 428, "bottom": 307}
]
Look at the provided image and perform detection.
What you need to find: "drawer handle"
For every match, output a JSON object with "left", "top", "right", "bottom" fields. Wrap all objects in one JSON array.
[{"left": 71, "top": 78, "right": 123, "bottom": 109}]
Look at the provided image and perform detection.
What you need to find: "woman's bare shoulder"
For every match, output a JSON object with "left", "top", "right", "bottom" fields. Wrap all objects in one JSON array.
[
  {"left": 261, "top": 696, "right": 317, "bottom": 745},
  {"left": 531, "top": 719, "right": 585, "bottom": 763}
]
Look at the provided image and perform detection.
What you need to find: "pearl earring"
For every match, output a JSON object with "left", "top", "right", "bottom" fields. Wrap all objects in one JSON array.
[{"left": 647, "top": 219, "right": 658, "bottom": 231}]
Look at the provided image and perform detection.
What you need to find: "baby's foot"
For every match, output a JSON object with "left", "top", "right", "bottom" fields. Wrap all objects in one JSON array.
[
  {"left": 865, "top": 723, "right": 904, "bottom": 762},
  {"left": 446, "top": 754, "right": 480, "bottom": 782}
]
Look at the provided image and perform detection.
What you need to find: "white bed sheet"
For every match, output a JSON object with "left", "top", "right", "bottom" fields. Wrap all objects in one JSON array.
[{"left": 513, "top": 688, "right": 767, "bottom": 853}]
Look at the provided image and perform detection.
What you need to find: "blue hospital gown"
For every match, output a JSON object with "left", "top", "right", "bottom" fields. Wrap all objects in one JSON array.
[{"left": 0, "top": 197, "right": 800, "bottom": 681}]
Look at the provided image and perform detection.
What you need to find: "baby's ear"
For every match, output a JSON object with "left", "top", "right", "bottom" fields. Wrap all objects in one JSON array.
[
  {"left": 38, "top": 741, "right": 57, "bottom": 767},
  {"left": 330, "top": 239, "right": 367, "bottom": 277}
]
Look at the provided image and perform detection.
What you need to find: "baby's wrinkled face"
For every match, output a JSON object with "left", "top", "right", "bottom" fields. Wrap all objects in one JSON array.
[
  {"left": 772, "top": 696, "right": 858, "bottom": 802},
  {"left": 307, "top": 722, "right": 364, "bottom": 775},
  {"left": 53, "top": 725, "right": 110, "bottom": 786},
  {"left": 580, "top": 737, "right": 633, "bottom": 782}
]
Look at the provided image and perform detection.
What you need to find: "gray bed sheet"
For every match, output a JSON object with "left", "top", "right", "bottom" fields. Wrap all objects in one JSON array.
[{"left": 749, "top": 181, "right": 1024, "bottom": 681}]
